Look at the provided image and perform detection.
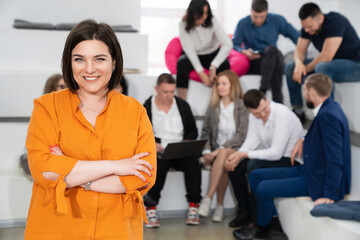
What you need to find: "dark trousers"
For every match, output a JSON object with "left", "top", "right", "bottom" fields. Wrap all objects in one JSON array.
[
  {"left": 144, "top": 157, "right": 202, "bottom": 207},
  {"left": 248, "top": 165, "right": 308, "bottom": 226},
  {"left": 228, "top": 157, "right": 292, "bottom": 220},
  {"left": 176, "top": 48, "right": 230, "bottom": 89},
  {"left": 248, "top": 46, "right": 284, "bottom": 103}
]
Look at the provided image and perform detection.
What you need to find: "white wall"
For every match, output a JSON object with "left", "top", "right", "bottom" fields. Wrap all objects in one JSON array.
[{"left": 0, "top": 0, "right": 140, "bottom": 30}]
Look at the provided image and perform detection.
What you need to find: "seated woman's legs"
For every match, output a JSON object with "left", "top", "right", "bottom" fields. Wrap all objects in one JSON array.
[
  {"left": 176, "top": 55, "right": 193, "bottom": 100},
  {"left": 198, "top": 148, "right": 235, "bottom": 221},
  {"left": 207, "top": 148, "right": 235, "bottom": 203}
]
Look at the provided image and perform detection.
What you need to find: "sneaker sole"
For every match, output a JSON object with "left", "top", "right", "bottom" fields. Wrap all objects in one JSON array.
[
  {"left": 145, "top": 224, "right": 160, "bottom": 228},
  {"left": 185, "top": 222, "right": 200, "bottom": 225},
  {"left": 212, "top": 218, "right": 223, "bottom": 223}
]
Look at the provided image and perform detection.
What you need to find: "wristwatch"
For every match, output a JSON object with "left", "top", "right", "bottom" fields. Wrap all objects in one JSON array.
[{"left": 84, "top": 181, "right": 92, "bottom": 191}]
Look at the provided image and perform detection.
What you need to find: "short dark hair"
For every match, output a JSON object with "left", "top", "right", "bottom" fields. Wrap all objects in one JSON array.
[
  {"left": 183, "top": 0, "right": 213, "bottom": 32},
  {"left": 304, "top": 73, "right": 333, "bottom": 97},
  {"left": 252, "top": 0, "right": 268, "bottom": 12},
  {"left": 157, "top": 73, "right": 176, "bottom": 86},
  {"left": 62, "top": 19, "right": 123, "bottom": 93},
  {"left": 43, "top": 73, "right": 64, "bottom": 94},
  {"left": 243, "top": 89, "right": 266, "bottom": 109},
  {"left": 299, "top": 3, "right": 321, "bottom": 20}
]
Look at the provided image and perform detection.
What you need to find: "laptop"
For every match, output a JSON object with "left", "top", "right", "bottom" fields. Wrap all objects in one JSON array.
[{"left": 157, "top": 139, "right": 207, "bottom": 160}]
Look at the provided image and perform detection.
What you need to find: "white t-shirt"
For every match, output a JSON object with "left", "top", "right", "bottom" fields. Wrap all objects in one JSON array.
[{"left": 151, "top": 96, "right": 184, "bottom": 148}]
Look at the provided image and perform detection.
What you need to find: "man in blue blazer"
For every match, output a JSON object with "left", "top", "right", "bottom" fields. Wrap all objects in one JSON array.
[{"left": 233, "top": 73, "right": 351, "bottom": 240}]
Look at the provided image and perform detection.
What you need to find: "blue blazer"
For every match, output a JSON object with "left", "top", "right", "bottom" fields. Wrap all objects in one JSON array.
[{"left": 303, "top": 98, "right": 351, "bottom": 201}]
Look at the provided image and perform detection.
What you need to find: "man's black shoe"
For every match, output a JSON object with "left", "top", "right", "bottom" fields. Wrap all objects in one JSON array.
[
  {"left": 228, "top": 211, "right": 250, "bottom": 228},
  {"left": 266, "top": 230, "right": 288, "bottom": 240},
  {"left": 233, "top": 225, "right": 267, "bottom": 240}
]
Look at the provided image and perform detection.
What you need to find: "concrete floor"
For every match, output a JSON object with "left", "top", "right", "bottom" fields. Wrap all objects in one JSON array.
[{"left": 0, "top": 215, "right": 235, "bottom": 240}]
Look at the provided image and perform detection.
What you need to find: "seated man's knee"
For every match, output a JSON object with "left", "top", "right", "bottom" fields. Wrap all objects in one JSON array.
[
  {"left": 246, "top": 160, "right": 259, "bottom": 175},
  {"left": 264, "top": 46, "right": 280, "bottom": 56},
  {"left": 285, "top": 61, "right": 296, "bottom": 78},
  {"left": 255, "top": 181, "right": 273, "bottom": 198},
  {"left": 314, "top": 62, "right": 332, "bottom": 74}
]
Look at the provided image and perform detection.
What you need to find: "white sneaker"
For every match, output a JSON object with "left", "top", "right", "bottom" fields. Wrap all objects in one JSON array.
[
  {"left": 185, "top": 203, "right": 200, "bottom": 225},
  {"left": 198, "top": 197, "right": 212, "bottom": 217},
  {"left": 145, "top": 207, "right": 160, "bottom": 228},
  {"left": 212, "top": 204, "right": 224, "bottom": 222}
]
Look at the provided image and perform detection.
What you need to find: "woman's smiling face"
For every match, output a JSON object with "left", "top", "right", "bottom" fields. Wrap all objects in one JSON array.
[{"left": 71, "top": 39, "right": 115, "bottom": 95}]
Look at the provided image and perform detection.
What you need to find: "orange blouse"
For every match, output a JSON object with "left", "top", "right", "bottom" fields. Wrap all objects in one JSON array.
[{"left": 25, "top": 89, "right": 156, "bottom": 240}]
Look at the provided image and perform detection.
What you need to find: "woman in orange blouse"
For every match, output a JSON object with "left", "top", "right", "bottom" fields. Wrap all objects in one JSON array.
[{"left": 25, "top": 20, "right": 156, "bottom": 240}]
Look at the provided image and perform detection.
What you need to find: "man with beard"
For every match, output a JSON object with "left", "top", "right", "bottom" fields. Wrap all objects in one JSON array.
[
  {"left": 232, "top": 73, "right": 351, "bottom": 240},
  {"left": 286, "top": 2, "right": 360, "bottom": 124}
]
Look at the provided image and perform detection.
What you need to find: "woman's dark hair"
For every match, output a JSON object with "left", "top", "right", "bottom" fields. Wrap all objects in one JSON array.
[
  {"left": 243, "top": 89, "right": 266, "bottom": 109},
  {"left": 62, "top": 19, "right": 123, "bottom": 93},
  {"left": 299, "top": 3, "right": 321, "bottom": 20},
  {"left": 252, "top": 0, "right": 268, "bottom": 13},
  {"left": 43, "top": 73, "right": 64, "bottom": 94},
  {"left": 183, "top": 0, "right": 213, "bottom": 32}
]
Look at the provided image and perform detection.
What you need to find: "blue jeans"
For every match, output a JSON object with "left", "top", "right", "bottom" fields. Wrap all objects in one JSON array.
[
  {"left": 248, "top": 165, "right": 308, "bottom": 226},
  {"left": 285, "top": 59, "right": 360, "bottom": 106}
]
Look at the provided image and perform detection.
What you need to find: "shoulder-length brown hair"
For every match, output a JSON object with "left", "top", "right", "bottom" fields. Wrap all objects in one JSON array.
[
  {"left": 43, "top": 73, "right": 63, "bottom": 94},
  {"left": 182, "top": 0, "right": 213, "bottom": 32},
  {"left": 62, "top": 19, "right": 123, "bottom": 93},
  {"left": 210, "top": 70, "right": 244, "bottom": 107}
]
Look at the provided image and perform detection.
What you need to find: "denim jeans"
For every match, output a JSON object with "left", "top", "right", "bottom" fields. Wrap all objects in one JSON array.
[{"left": 285, "top": 59, "right": 360, "bottom": 106}]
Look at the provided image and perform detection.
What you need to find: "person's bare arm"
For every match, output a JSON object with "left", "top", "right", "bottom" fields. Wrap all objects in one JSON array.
[
  {"left": 305, "top": 37, "right": 343, "bottom": 72},
  {"left": 292, "top": 38, "right": 311, "bottom": 84}
]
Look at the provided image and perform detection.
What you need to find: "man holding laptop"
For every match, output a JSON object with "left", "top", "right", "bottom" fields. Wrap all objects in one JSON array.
[{"left": 143, "top": 73, "right": 202, "bottom": 227}]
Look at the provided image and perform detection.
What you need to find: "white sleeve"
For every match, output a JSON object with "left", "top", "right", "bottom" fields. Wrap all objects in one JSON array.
[
  {"left": 179, "top": 21, "right": 204, "bottom": 73},
  {"left": 247, "top": 110, "right": 297, "bottom": 160},
  {"left": 238, "top": 115, "right": 260, "bottom": 152},
  {"left": 210, "top": 18, "right": 233, "bottom": 68}
]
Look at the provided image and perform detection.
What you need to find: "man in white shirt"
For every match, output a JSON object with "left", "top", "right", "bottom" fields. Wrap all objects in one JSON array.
[
  {"left": 143, "top": 73, "right": 202, "bottom": 227},
  {"left": 224, "top": 89, "right": 303, "bottom": 228}
]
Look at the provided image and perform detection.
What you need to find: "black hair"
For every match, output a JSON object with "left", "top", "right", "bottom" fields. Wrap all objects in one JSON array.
[
  {"left": 252, "top": 0, "right": 268, "bottom": 13},
  {"left": 299, "top": 3, "right": 321, "bottom": 20},
  {"left": 243, "top": 89, "right": 266, "bottom": 109},
  {"left": 183, "top": 0, "right": 213, "bottom": 32}
]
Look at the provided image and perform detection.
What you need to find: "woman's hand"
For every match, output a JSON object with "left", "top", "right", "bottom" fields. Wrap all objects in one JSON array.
[
  {"left": 203, "top": 153, "right": 216, "bottom": 165},
  {"left": 50, "top": 145, "right": 64, "bottom": 156},
  {"left": 156, "top": 143, "right": 164, "bottom": 153},
  {"left": 198, "top": 71, "right": 212, "bottom": 86},
  {"left": 112, "top": 152, "right": 153, "bottom": 182},
  {"left": 208, "top": 67, "right": 217, "bottom": 84}
]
